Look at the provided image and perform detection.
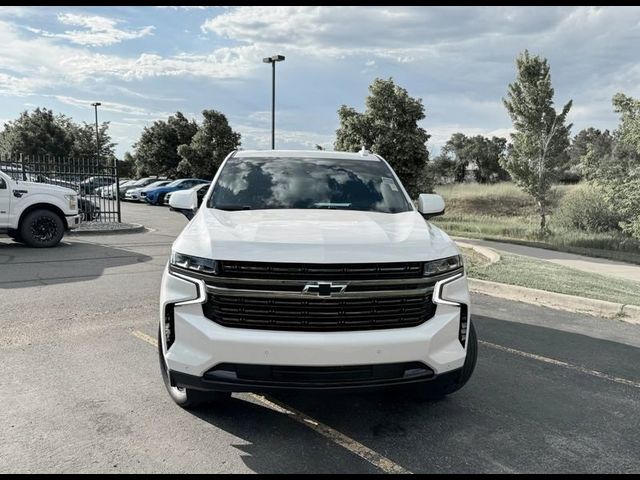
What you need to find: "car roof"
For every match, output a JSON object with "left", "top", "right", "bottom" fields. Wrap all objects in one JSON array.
[{"left": 233, "top": 149, "right": 381, "bottom": 162}]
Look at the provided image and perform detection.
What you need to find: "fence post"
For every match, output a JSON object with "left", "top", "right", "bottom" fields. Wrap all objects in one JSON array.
[{"left": 114, "top": 156, "right": 121, "bottom": 223}]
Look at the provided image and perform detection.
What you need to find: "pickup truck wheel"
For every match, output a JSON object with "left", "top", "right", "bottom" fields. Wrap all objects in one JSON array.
[
  {"left": 157, "top": 326, "right": 230, "bottom": 409},
  {"left": 19, "top": 209, "right": 65, "bottom": 248},
  {"left": 414, "top": 322, "right": 478, "bottom": 401}
]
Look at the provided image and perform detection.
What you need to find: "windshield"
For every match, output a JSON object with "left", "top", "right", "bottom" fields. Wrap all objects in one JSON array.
[
  {"left": 207, "top": 157, "right": 411, "bottom": 213},
  {"left": 167, "top": 179, "right": 185, "bottom": 187}
]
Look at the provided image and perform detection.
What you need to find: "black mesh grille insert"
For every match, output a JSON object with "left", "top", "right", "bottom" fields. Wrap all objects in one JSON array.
[{"left": 203, "top": 294, "right": 436, "bottom": 331}]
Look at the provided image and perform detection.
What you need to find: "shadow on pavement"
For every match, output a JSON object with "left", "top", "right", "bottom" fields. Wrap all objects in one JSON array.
[{"left": 0, "top": 238, "right": 153, "bottom": 289}]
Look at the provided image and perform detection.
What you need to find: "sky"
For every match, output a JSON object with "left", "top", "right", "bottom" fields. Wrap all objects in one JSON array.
[{"left": 1, "top": 6, "right": 639, "bottom": 158}]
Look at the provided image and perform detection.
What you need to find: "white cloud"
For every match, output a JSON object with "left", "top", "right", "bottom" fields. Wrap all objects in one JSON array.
[{"left": 29, "top": 13, "right": 154, "bottom": 47}]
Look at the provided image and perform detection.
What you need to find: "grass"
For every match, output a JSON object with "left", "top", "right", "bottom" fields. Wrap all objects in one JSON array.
[
  {"left": 459, "top": 246, "right": 640, "bottom": 306},
  {"left": 433, "top": 182, "right": 640, "bottom": 264}
]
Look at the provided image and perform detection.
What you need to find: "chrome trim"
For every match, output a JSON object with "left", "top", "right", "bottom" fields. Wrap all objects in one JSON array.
[
  {"left": 432, "top": 272, "right": 464, "bottom": 307},
  {"left": 168, "top": 270, "right": 208, "bottom": 306},
  {"left": 170, "top": 265, "right": 464, "bottom": 287},
  {"left": 205, "top": 284, "right": 434, "bottom": 299}
]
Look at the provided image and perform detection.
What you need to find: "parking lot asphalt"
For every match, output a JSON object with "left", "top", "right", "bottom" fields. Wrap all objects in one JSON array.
[{"left": 1, "top": 202, "right": 639, "bottom": 473}]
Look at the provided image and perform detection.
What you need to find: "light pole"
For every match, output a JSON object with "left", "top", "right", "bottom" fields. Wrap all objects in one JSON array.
[
  {"left": 262, "top": 54, "right": 285, "bottom": 150},
  {"left": 91, "top": 102, "right": 101, "bottom": 161}
]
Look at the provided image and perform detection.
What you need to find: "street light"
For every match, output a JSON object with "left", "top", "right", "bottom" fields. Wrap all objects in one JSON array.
[
  {"left": 262, "top": 54, "right": 285, "bottom": 150},
  {"left": 91, "top": 102, "right": 101, "bottom": 160}
]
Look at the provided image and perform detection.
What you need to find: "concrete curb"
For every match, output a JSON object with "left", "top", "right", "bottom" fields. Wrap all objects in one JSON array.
[
  {"left": 469, "top": 278, "right": 640, "bottom": 325},
  {"left": 456, "top": 241, "right": 501, "bottom": 265},
  {"left": 68, "top": 223, "right": 146, "bottom": 236}
]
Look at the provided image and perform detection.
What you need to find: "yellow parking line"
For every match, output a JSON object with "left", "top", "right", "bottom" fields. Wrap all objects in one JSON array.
[
  {"left": 480, "top": 340, "right": 640, "bottom": 389},
  {"left": 132, "top": 329, "right": 158, "bottom": 347},
  {"left": 130, "top": 330, "right": 412, "bottom": 474}
]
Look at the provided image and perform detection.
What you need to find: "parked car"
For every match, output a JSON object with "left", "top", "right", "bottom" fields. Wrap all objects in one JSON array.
[
  {"left": 0, "top": 168, "right": 81, "bottom": 247},
  {"left": 100, "top": 179, "right": 134, "bottom": 199},
  {"left": 164, "top": 182, "right": 210, "bottom": 208},
  {"left": 78, "top": 176, "right": 115, "bottom": 195},
  {"left": 145, "top": 178, "right": 209, "bottom": 206},
  {"left": 119, "top": 177, "right": 166, "bottom": 200},
  {"left": 126, "top": 180, "right": 173, "bottom": 202},
  {"left": 160, "top": 149, "right": 476, "bottom": 408}
]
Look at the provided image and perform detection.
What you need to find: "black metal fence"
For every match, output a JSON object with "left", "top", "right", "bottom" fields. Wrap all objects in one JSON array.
[{"left": 0, "top": 154, "right": 121, "bottom": 223}]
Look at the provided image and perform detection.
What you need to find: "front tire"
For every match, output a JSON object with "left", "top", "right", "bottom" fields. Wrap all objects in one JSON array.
[
  {"left": 19, "top": 209, "right": 65, "bottom": 248},
  {"left": 158, "top": 327, "right": 230, "bottom": 409},
  {"left": 415, "top": 321, "right": 478, "bottom": 400}
]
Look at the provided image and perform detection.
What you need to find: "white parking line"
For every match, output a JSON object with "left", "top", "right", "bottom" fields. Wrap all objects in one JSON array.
[
  {"left": 480, "top": 340, "right": 640, "bottom": 389},
  {"left": 131, "top": 330, "right": 413, "bottom": 474}
]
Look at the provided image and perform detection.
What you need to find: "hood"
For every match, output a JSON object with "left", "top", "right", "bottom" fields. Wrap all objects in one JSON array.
[
  {"left": 172, "top": 208, "right": 459, "bottom": 264},
  {"left": 13, "top": 180, "right": 77, "bottom": 196}
]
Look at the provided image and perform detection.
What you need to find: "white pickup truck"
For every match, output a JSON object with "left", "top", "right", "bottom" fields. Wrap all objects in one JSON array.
[{"left": 0, "top": 169, "right": 81, "bottom": 247}]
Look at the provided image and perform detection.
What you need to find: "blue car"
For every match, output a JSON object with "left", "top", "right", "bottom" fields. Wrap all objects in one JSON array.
[{"left": 144, "top": 178, "right": 210, "bottom": 205}]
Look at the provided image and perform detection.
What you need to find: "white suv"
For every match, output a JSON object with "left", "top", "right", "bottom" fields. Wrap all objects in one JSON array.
[{"left": 160, "top": 150, "right": 476, "bottom": 408}]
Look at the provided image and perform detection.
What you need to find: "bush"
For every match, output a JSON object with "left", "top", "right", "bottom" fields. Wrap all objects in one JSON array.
[{"left": 555, "top": 184, "right": 620, "bottom": 233}]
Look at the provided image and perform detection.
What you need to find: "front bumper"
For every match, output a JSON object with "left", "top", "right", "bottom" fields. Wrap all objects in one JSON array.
[
  {"left": 160, "top": 268, "right": 471, "bottom": 391},
  {"left": 66, "top": 214, "right": 82, "bottom": 229}
]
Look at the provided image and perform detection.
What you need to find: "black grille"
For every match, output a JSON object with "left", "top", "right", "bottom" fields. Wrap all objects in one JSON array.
[
  {"left": 205, "top": 362, "right": 434, "bottom": 387},
  {"left": 219, "top": 260, "right": 424, "bottom": 280},
  {"left": 203, "top": 294, "right": 436, "bottom": 331}
]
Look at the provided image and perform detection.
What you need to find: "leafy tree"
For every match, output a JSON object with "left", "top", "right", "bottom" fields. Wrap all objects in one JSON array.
[
  {"left": 0, "top": 108, "right": 75, "bottom": 157},
  {"left": 502, "top": 50, "right": 573, "bottom": 235},
  {"left": 133, "top": 112, "right": 197, "bottom": 177},
  {"left": 0, "top": 108, "right": 116, "bottom": 161},
  {"left": 438, "top": 134, "right": 508, "bottom": 183},
  {"left": 441, "top": 134, "right": 509, "bottom": 183},
  {"left": 568, "top": 128, "right": 613, "bottom": 180},
  {"left": 473, "top": 136, "right": 509, "bottom": 183},
  {"left": 428, "top": 152, "right": 457, "bottom": 184},
  {"left": 334, "top": 78, "right": 431, "bottom": 197},
  {"left": 177, "top": 109, "right": 241, "bottom": 179},
  {"left": 70, "top": 122, "right": 116, "bottom": 163},
  {"left": 595, "top": 94, "right": 640, "bottom": 239},
  {"left": 441, "top": 133, "right": 469, "bottom": 183},
  {"left": 118, "top": 152, "right": 137, "bottom": 179}
]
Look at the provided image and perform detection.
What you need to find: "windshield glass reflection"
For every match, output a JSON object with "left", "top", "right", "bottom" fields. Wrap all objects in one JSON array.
[{"left": 208, "top": 157, "right": 411, "bottom": 213}]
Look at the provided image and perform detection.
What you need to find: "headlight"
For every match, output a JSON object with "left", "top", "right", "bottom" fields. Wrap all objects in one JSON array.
[
  {"left": 64, "top": 194, "right": 78, "bottom": 211},
  {"left": 424, "top": 255, "right": 463, "bottom": 276},
  {"left": 170, "top": 251, "right": 218, "bottom": 274}
]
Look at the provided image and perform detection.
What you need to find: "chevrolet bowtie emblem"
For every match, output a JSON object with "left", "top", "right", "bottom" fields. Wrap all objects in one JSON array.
[{"left": 302, "top": 282, "right": 348, "bottom": 297}]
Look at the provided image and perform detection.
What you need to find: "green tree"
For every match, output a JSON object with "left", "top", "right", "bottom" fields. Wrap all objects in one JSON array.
[
  {"left": 502, "top": 50, "right": 573, "bottom": 235},
  {"left": 118, "top": 152, "right": 137, "bottom": 178},
  {"left": 70, "top": 122, "right": 116, "bottom": 162},
  {"left": 0, "top": 108, "right": 116, "bottom": 161},
  {"left": 439, "top": 134, "right": 508, "bottom": 183},
  {"left": 0, "top": 108, "right": 75, "bottom": 157},
  {"left": 596, "top": 94, "right": 640, "bottom": 239},
  {"left": 334, "top": 78, "right": 431, "bottom": 197},
  {"left": 177, "top": 109, "right": 241, "bottom": 179},
  {"left": 568, "top": 128, "right": 613, "bottom": 180},
  {"left": 428, "top": 152, "right": 457, "bottom": 184},
  {"left": 133, "top": 112, "right": 198, "bottom": 177},
  {"left": 441, "top": 133, "right": 469, "bottom": 183}
]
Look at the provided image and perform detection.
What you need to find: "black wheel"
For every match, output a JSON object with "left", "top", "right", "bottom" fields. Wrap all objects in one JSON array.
[
  {"left": 414, "top": 322, "right": 478, "bottom": 400},
  {"left": 158, "top": 326, "right": 230, "bottom": 409},
  {"left": 156, "top": 193, "right": 166, "bottom": 206},
  {"left": 7, "top": 228, "right": 23, "bottom": 243},
  {"left": 19, "top": 209, "right": 65, "bottom": 248}
]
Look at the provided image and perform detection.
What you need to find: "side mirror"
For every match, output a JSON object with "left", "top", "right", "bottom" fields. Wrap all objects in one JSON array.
[
  {"left": 169, "top": 189, "right": 198, "bottom": 220},
  {"left": 417, "top": 194, "right": 445, "bottom": 219}
]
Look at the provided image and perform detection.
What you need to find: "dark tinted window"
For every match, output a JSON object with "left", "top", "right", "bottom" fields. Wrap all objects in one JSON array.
[{"left": 208, "top": 157, "right": 411, "bottom": 213}]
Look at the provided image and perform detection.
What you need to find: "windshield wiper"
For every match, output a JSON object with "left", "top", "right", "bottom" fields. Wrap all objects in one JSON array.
[{"left": 213, "top": 204, "right": 252, "bottom": 211}]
